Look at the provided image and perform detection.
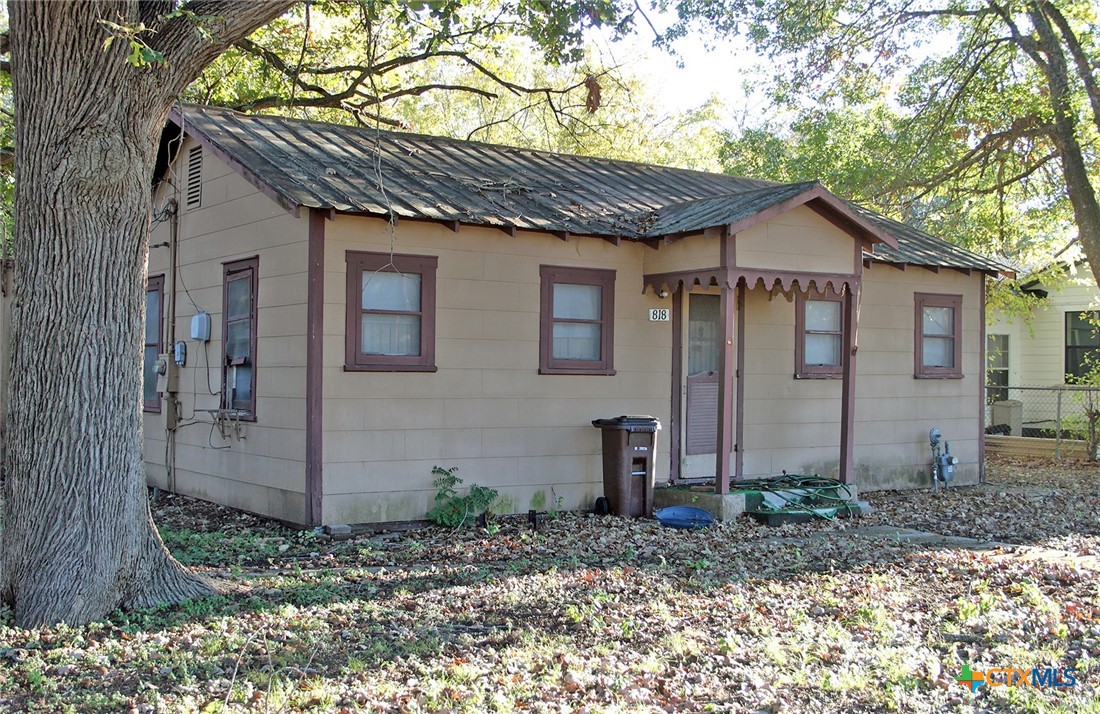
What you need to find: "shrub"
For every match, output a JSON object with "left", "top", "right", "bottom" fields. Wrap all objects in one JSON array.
[{"left": 425, "top": 466, "right": 498, "bottom": 527}]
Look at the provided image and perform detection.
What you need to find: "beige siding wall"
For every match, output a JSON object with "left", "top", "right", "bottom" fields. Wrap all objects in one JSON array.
[
  {"left": 642, "top": 233, "right": 721, "bottom": 274},
  {"left": 736, "top": 206, "right": 854, "bottom": 274},
  {"left": 322, "top": 218, "right": 673, "bottom": 524},
  {"left": 739, "top": 289, "right": 844, "bottom": 478},
  {"left": 853, "top": 267, "right": 983, "bottom": 489},
  {"left": 144, "top": 138, "right": 309, "bottom": 523},
  {"left": 731, "top": 266, "right": 982, "bottom": 490}
]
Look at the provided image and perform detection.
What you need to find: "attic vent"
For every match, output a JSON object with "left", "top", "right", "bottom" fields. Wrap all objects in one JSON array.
[{"left": 186, "top": 146, "right": 202, "bottom": 209}]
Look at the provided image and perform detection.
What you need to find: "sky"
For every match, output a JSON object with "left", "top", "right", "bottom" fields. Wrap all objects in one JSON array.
[{"left": 585, "top": 16, "right": 773, "bottom": 133}]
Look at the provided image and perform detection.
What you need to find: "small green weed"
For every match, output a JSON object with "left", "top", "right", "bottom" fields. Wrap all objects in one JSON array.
[{"left": 426, "top": 466, "right": 499, "bottom": 528}]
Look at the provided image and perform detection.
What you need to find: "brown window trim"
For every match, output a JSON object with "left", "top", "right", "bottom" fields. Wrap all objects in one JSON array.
[
  {"left": 144, "top": 274, "right": 165, "bottom": 413},
  {"left": 222, "top": 257, "right": 259, "bottom": 420},
  {"left": 345, "top": 251, "right": 438, "bottom": 372},
  {"left": 794, "top": 290, "right": 843, "bottom": 379},
  {"left": 539, "top": 265, "right": 616, "bottom": 375},
  {"left": 914, "top": 292, "right": 963, "bottom": 379}
]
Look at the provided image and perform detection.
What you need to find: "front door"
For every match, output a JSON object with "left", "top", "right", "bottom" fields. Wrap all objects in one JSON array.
[{"left": 680, "top": 292, "right": 730, "bottom": 479}]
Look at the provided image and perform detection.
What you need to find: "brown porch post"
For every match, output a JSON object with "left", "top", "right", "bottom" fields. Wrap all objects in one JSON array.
[
  {"left": 735, "top": 282, "right": 746, "bottom": 482},
  {"left": 669, "top": 287, "right": 683, "bottom": 483},
  {"left": 839, "top": 283, "right": 858, "bottom": 484},
  {"left": 715, "top": 280, "right": 735, "bottom": 493},
  {"left": 978, "top": 275, "right": 987, "bottom": 483},
  {"left": 305, "top": 209, "right": 326, "bottom": 526}
]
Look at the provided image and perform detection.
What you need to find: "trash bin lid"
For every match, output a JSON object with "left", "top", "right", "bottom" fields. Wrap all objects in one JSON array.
[{"left": 591, "top": 415, "right": 662, "bottom": 431}]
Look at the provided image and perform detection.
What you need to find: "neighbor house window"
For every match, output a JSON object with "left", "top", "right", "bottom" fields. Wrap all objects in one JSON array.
[
  {"left": 987, "top": 334, "right": 1009, "bottom": 402},
  {"left": 914, "top": 293, "right": 962, "bottom": 378},
  {"left": 1065, "top": 311, "right": 1100, "bottom": 380},
  {"left": 539, "top": 265, "right": 615, "bottom": 375},
  {"left": 345, "top": 251, "right": 437, "bottom": 371},
  {"left": 795, "top": 291, "right": 843, "bottom": 378},
  {"left": 223, "top": 257, "right": 258, "bottom": 416},
  {"left": 144, "top": 275, "right": 164, "bottom": 412}
]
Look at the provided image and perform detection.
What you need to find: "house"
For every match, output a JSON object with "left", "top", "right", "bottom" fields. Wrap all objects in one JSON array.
[
  {"left": 987, "top": 266, "right": 1099, "bottom": 391},
  {"left": 986, "top": 266, "right": 1100, "bottom": 442},
  {"left": 143, "top": 104, "right": 1010, "bottom": 527}
]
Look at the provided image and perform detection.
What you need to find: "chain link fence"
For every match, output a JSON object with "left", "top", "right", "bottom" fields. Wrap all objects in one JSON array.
[{"left": 985, "top": 384, "right": 1100, "bottom": 458}]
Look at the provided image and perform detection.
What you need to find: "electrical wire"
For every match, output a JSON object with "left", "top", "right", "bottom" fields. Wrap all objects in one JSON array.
[
  {"left": 208, "top": 420, "right": 232, "bottom": 450},
  {"left": 200, "top": 338, "right": 220, "bottom": 396}
]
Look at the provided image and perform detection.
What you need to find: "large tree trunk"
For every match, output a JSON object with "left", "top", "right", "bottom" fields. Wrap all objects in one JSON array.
[
  {"left": 2, "top": 0, "right": 292, "bottom": 628},
  {"left": 1028, "top": 3, "right": 1100, "bottom": 293}
]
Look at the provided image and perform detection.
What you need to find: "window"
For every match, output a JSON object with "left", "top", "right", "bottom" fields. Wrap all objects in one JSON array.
[
  {"left": 795, "top": 291, "right": 843, "bottom": 378},
  {"left": 345, "top": 251, "right": 437, "bottom": 371},
  {"left": 914, "top": 293, "right": 962, "bottom": 378},
  {"left": 539, "top": 265, "right": 615, "bottom": 375},
  {"left": 144, "top": 275, "right": 164, "bottom": 412},
  {"left": 1065, "top": 311, "right": 1100, "bottom": 380},
  {"left": 223, "top": 257, "right": 258, "bottom": 416},
  {"left": 987, "top": 334, "right": 1009, "bottom": 402}
]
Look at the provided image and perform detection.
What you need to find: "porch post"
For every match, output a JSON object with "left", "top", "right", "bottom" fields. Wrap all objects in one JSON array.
[
  {"left": 715, "top": 281, "right": 735, "bottom": 493},
  {"left": 978, "top": 275, "right": 987, "bottom": 483},
  {"left": 735, "top": 282, "right": 746, "bottom": 482},
  {"left": 839, "top": 283, "right": 858, "bottom": 484},
  {"left": 669, "top": 287, "right": 683, "bottom": 483}
]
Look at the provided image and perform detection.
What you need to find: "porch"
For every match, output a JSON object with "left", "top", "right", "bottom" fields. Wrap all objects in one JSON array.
[{"left": 642, "top": 203, "right": 884, "bottom": 495}]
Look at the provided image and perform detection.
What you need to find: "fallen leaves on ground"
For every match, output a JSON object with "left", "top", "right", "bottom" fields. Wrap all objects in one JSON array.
[{"left": 0, "top": 455, "right": 1096, "bottom": 712}]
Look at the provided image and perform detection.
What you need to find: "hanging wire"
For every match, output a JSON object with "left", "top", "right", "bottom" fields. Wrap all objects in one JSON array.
[
  {"left": 358, "top": 7, "right": 408, "bottom": 302},
  {"left": 167, "top": 102, "right": 205, "bottom": 315},
  {"left": 287, "top": 2, "right": 311, "bottom": 116}
]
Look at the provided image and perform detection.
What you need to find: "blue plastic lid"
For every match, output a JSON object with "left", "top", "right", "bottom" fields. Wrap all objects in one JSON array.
[{"left": 655, "top": 505, "right": 715, "bottom": 529}]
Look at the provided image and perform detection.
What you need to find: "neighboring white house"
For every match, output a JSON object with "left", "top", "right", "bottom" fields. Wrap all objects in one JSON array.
[{"left": 986, "top": 265, "right": 1100, "bottom": 438}]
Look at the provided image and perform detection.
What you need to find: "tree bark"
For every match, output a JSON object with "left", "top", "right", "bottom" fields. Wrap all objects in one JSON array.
[
  {"left": 2, "top": 0, "right": 291, "bottom": 627},
  {"left": 1026, "top": 2, "right": 1100, "bottom": 291}
]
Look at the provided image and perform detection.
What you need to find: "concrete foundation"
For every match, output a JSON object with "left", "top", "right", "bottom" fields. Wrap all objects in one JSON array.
[{"left": 655, "top": 487, "right": 746, "bottom": 520}]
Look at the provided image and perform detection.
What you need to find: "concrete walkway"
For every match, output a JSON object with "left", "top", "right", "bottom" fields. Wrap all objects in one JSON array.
[{"left": 844, "top": 525, "right": 1100, "bottom": 572}]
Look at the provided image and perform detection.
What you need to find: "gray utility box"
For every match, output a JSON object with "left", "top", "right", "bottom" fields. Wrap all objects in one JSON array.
[{"left": 591, "top": 415, "right": 661, "bottom": 517}]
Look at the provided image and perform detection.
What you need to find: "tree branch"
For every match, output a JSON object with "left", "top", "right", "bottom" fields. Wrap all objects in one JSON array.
[
  {"left": 905, "top": 118, "right": 1049, "bottom": 200},
  {"left": 1042, "top": 1, "right": 1100, "bottom": 133},
  {"left": 985, "top": 0, "right": 1045, "bottom": 66},
  {"left": 148, "top": 0, "right": 297, "bottom": 97},
  {"left": 953, "top": 150, "right": 1058, "bottom": 195}
]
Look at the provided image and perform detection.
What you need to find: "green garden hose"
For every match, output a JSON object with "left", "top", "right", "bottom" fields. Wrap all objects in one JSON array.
[{"left": 737, "top": 472, "right": 856, "bottom": 520}]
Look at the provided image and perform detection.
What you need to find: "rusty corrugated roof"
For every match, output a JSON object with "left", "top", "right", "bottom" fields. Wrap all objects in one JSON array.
[{"left": 171, "top": 104, "right": 1010, "bottom": 274}]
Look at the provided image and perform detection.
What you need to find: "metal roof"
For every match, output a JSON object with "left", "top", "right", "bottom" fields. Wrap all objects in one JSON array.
[
  {"left": 170, "top": 104, "right": 1011, "bottom": 274},
  {"left": 638, "top": 182, "right": 820, "bottom": 237}
]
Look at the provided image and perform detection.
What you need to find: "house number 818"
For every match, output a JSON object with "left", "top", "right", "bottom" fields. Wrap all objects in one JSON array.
[{"left": 649, "top": 308, "right": 670, "bottom": 322}]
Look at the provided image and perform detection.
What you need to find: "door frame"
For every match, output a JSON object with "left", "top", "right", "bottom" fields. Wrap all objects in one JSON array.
[{"left": 670, "top": 287, "right": 735, "bottom": 484}]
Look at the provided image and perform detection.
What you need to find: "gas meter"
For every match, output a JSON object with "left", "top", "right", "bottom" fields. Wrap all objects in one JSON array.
[{"left": 929, "top": 427, "right": 958, "bottom": 492}]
